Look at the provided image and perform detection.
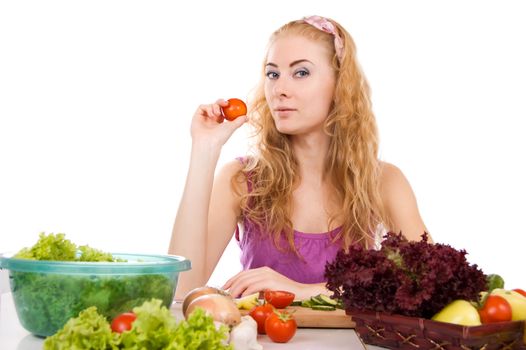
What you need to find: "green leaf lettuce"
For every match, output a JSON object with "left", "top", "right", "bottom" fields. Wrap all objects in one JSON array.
[
  {"left": 44, "top": 299, "right": 233, "bottom": 350},
  {"left": 43, "top": 306, "right": 119, "bottom": 350}
]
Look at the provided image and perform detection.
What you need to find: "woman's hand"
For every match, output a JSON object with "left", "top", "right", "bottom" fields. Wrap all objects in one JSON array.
[
  {"left": 190, "top": 99, "right": 247, "bottom": 148},
  {"left": 222, "top": 267, "right": 317, "bottom": 300}
]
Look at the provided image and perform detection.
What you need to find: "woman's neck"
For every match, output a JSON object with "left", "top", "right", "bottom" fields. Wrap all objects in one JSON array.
[{"left": 290, "top": 132, "right": 330, "bottom": 181}]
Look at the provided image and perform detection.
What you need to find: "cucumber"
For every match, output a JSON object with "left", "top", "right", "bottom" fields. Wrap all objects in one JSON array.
[
  {"left": 311, "top": 295, "right": 326, "bottom": 305},
  {"left": 301, "top": 299, "right": 314, "bottom": 308},
  {"left": 297, "top": 294, "right": 344, "bottom": 310},
  {"left": 319, "top": 294, "right": 338, "bottom": 306},
  {"left": 290, "top": 300, "right": 302, "bottom": 306},
  {"left": 311, "top": 305, "right": 336, "bottom": 311}
]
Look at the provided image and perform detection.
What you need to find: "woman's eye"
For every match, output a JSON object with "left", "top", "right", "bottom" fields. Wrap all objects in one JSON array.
[
  {"left": 266, "top": 71, "right": 279, "bottom": 79},
  {"left": 294, "top": 69, "right": 309, "bottom": 78}
]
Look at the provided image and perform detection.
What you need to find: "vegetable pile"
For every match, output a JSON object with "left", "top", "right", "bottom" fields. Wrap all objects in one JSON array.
[
  {"left": 325, "top": 232, "right": 488, "bottom": 318},
  {"left": 10, "top": 233, "right": 176, "bottom": 336},
  {"left": 43, "top": 299, "right": 232, "bottom": 350},
  {"left": 182, "top": 286, "right": 264, "bottom": 349},
  {"left": 234, "top": 289, "right": 298, "bottom": 343}
]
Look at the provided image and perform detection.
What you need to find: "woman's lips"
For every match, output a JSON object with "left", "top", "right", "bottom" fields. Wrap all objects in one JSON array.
[{"left": 274, "top": 108, "right": 296, "bottom": 117}]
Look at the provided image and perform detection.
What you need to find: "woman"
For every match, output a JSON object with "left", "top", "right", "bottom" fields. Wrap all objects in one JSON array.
[{"left": 169, "top": 15, "right": 428, "bottom": 300}]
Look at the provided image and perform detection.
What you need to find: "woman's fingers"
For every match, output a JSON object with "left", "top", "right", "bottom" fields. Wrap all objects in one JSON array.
[
  {"left": 212, "top": 99, "right": 227, "bottom": 117},
  {"left": 210, "top": 99, "right": 229, "bottom": 123},
  {"left": 239, "top": 281, "right": 268, "bottom": 297},
  {"left": 222, "top": 270, "right": 244, "bottom": 290},
  {"left": 215, "top": 98, "right": 229, "bottom": 107},
  {"left": 223, "top": 267, "right": 278, "bottom": 297},
  {"left": 203, "top": 104, "right": 222, "bottom": 123},
  {"left": 190, "top": 99, "right": 248, "bottom": 146},
  {"left": 197, "top": 100, "right": 243, "bottom": 125},
  {"left": 223, "top": 271, "right": 254, "bottom": 297},
  {"left": 223, "top": 271, "right": 252, "bottom": 297}
]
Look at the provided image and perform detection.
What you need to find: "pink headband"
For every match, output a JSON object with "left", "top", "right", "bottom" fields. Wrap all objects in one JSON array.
[{"left": 303, "top": 15, "right": 344, "bottom": 62}]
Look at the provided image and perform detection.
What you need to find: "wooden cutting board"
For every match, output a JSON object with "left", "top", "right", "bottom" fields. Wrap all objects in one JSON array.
[{"left": 241, "top": 306, "right": 355, "bottom": 329}]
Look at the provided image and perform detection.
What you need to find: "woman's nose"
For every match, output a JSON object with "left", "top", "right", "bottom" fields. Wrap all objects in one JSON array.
[{"left": 273, "top": 77, "right": 290, "bottom": 98}]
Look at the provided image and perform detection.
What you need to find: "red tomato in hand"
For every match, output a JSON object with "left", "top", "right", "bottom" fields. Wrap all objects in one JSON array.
[
  {"left": 249, "top": 303, "right": 274, "bottom": 334},
  {"left": 264, "top": 290, "right": 295, "bottom": 309},
  {"left": 265, "top": 310, "right": 297, "bottom": 343},
  {"left": 478, "top": 295, "right": 512, "bottom": 324},
  {"left": 111, "top": 312, "right": 137, "bottom": 333},
  {"left": 513, "top": 289, "right": 526, "bottom": 298},
  {"left": 221, "top": 98, "right": 247, "bottom": 121}
]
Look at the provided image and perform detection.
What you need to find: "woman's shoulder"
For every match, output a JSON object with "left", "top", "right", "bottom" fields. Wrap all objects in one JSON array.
[
  {"left": 217, "top": 158, "right": 246, "bottom": 183},
  {"left": 378, "top": 161, "right": 406, "bottom": 186},
  {"left": 378, "top": 161, "right": 415, "bottom": 202},
  {"left": 216, "top": 157, "right": 252, "bottom": 196},
  {"left": 220, "top": 156, "right": 255, "bottom": 175},
  {"left": 377, "top": 162, "right": 428, "bottom": 241}
]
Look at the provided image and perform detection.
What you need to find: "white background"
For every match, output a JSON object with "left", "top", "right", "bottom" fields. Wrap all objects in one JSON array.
[{"left": 1, "top": 1, "right": 525, "bottom": 289}]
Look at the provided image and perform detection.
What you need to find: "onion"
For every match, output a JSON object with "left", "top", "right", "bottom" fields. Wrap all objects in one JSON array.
[
  {"left": 182, "top": 286, "right": 228, "bottom": 316},
  {"left": 185, "top": 293, "right": 241, "bottom": 327}
]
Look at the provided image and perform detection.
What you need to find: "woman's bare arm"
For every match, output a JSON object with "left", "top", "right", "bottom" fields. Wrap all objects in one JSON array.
[
  {"left": 379, "top": 162, "right": 431, "bottom": 242},
  {"left": 168, "top": 100, "right": 247, "bottom": 299}
]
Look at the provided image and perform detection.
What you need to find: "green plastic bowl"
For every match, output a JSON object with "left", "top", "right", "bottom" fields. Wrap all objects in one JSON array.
[{"left": 0, "top": 253, "right": 191, "bottom": 337}]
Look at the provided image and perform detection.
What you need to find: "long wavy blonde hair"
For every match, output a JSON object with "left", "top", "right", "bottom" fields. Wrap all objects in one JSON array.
[{"left": 234, "top": 17, "right": 389, "bottom": 254}]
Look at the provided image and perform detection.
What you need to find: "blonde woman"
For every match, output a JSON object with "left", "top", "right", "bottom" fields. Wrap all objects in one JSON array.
[{"left": 169, "top": 16, "right": 428, "bottom": 300}]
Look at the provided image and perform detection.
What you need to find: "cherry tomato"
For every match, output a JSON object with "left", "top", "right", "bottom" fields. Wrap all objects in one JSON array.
[
  {"left": 264, "top": 290, "right": 295, "bottom": 309},
  {"left": 478, "top": 295, "right": 512, "bottom": 324},
  {"left": 111, "top": 312, "right": 137, "bottom": 333},
  {"left": 221, "top": 98, "right": 247, "bottom": 121},
  {"left": 513, "top": 289, "right": 526, "bottom": 298},
  {"left": 265, "top": 310, "right": 297, "bottom": 343},
  {"left": 248, "top": 303, "right": 274, "bottom": 334}
]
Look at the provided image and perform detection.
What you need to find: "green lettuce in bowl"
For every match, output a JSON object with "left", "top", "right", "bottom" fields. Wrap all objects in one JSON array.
[{"left": 0, "top": 233, "right": 191, "bottom": 336}]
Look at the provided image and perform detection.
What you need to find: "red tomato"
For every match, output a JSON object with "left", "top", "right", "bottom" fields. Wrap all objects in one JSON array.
[
  {"left": 513, "top": 289, "right": 526, "bottom": 298},
  {"left": 249, "top": 303, "right": 274, "bottom": 334},
  {"left": 264, "top": 290, "right": 295, "bottom": 309},
  {"left": 478, "top": 295, "right": 512, "bottom": 324},
  {"left": 111, "top": 312, "right": 137, "bottom": 333},
  {"left": 221, "top": 98, "right": 247, "bottom": 121},
  {"left": 265, "top": 310, "right": 297, "bottom": 343}
]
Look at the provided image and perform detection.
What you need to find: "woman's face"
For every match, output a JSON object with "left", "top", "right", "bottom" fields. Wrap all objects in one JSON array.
[{"left": 264, "top": 34, "right": 336, "bottom": 136}]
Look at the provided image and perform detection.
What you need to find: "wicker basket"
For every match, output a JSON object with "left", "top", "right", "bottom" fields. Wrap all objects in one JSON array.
[{"left": 347, "top": 309, "right": 526, "bottom": 350}]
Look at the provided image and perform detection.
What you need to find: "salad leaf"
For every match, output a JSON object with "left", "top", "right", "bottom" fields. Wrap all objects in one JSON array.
[
  {"left": 14, "top": 232, "right": 124, "bottom": 262},
  {"left": 44, "top": 299, "right": 232, "bottom": 350},
  {"left": 78, "top": 245, "right": 119, "bottom": 262},
  {"left": 43, "top": 306, "right": 119, "bottom": 350},
  {"left": 15, "top": 232, "right": 77, "bottom": 261},
  {"left": 119, "top": 299, "right": 178, "bottom": 349},
  {"left": 325, "top": 232, "right": 488, "bottom": 318},
  {"left": 168, "top": 308, "right": 232, "bottom": 350}
]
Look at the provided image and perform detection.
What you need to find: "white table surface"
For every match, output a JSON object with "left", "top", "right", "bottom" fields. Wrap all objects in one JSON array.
[{"left": 0, "top": 292, "right": 386, "bottom": 350}]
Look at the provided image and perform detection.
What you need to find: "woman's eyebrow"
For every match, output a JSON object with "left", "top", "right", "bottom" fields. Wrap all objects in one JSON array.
[{"left": 265, "top": 59, "right": 314, "bottom": 68}]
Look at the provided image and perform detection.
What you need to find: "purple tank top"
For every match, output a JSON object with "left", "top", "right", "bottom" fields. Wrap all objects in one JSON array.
[
  {"left": 234, "top": 157, "right": 343, "bottom": 284},
  {"left": 236, "top": 220, "right": 342, "bottom": 284}
]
